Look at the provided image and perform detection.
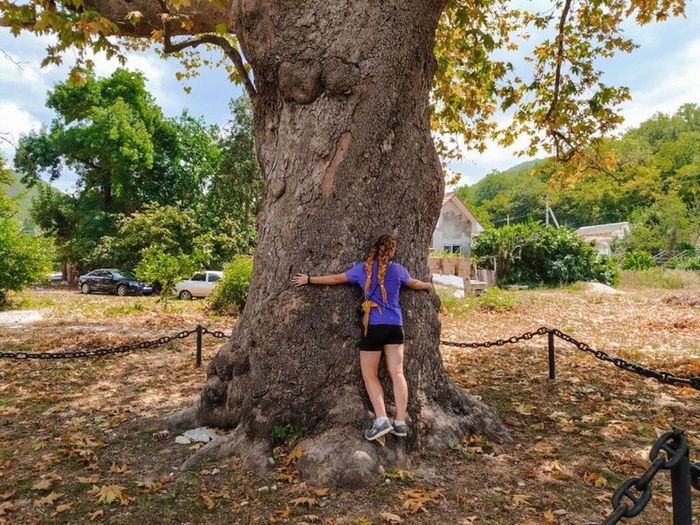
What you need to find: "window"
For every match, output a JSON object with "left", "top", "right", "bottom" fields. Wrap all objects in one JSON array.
[
  {"left": 207, "top": 273, "right": 222, "bottom": 283},
  {"left": 444, "top": 245, "right": 462, "bottom": 255},
  {"left": 191, "top": 273, "right": 206, "bottom": 281}
]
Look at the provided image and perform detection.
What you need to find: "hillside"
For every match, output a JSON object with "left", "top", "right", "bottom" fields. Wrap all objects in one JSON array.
[
  {"left": 455, "top": 103, "right": 700, "bottom": 232},
  {"left": 2, "top": 170, "right": 54, "bottom": 232}
]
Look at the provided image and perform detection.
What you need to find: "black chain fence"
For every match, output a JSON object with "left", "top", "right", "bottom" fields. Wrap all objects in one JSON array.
[
  {"left": 0, "top": 324, "right": 698, "bottom": 522},
  {"left": 0, "top": 325, "right": 230, "bottom": 364},
  {"left": 441, "top": 327, "right": 700, "bottom": 391},
  {"left": 591, "top": 427, "right": 699, "bottom": 525},
  {"left": 1, "top": 325, "right": 698, "bottom": 391}
]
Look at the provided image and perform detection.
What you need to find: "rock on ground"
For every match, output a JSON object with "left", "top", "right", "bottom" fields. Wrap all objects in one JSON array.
[{"left": 584, "top": 282, "right": 620, "bottom": 294}]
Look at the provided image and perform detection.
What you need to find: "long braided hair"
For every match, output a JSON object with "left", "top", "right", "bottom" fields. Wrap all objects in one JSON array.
[{"left": 363, "top": 234, "right": 397, "bottom": 304}]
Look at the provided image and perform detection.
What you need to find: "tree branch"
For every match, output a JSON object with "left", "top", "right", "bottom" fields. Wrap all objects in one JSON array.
[
  {"left": 545, "top": 0, "right": 572, "bottom": 125},
  {"left": 545, "top": 0, "right": 573, "bottom": 160},
  {"left": 164, "top": 34, "right": 256, "bottom": 99},
  {"left": 156, "top": 0, "right": 256, "bottom": 99}
]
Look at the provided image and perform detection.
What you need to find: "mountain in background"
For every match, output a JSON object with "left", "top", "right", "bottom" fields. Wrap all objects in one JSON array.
[{"left": 2, "top": 171, "right": 58, "bottom": 233}]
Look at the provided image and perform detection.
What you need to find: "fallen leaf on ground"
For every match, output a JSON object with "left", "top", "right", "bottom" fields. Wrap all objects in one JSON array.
[
  {"left": 90, "top": 485, "right": 131, "bottom": 505},
  {"left": 289, "top": 497, "right": 317, "bottom": 507},
  {"left": 35, "top": 491, "right": 63, "bottom": 506},
  {"left": 380, "top": 511, "right": 404, "bottom": 523}
]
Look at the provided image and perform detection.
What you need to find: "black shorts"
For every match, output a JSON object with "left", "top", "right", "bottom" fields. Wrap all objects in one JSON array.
[{"left": 359, "top": 324, "right": 404, "bottom": 351}]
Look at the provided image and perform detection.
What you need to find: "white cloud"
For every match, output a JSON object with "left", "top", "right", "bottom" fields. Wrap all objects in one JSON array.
[
  {"left": 619, "top": 37, "right": 700, "bottom": 128},
  {"left": 0, "top": 100, "right": 42, "bottom": 159}
]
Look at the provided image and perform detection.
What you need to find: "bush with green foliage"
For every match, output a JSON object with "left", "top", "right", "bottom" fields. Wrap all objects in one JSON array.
[
  {"left": 1, "top": 156, "right": 54, "bottom": 304},
  {"left": 209, "top": 256, "right": 254, "bottom": 314},
  {"left": 0, "top": 219, "right": 54, "bottom": 304},
  {"left": 472, "top": 222, "right": 619, "bottom": 286},
  {"left": 666, "top": 256, "right": 700, "bottom": 271},
  {"left": 135, "top": 247, "right": 200, "bottom": 308},
  {"left": 621, "top": 251, "right": 655, "bottom": 270}
]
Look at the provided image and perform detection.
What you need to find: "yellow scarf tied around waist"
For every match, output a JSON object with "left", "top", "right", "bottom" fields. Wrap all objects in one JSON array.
[{"left": 361, "top": 299, "right": 382, "bottom": 337}]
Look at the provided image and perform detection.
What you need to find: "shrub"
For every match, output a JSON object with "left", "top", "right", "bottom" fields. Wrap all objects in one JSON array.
[
  {"left": 0, "top": 219, "right": 54, "bottom": 305},
  {"left": 472, "top": 222, "right": 619, "bottom": 286},
  {"left": 209, "top": 256, "right": 254, "bottom": 314},
  {"left": 666, "top": 256, "right": 700, "bottom": 271},
  {"left": 135, "top": 247, "right": 199, "bottom": 309},
  {"left": 621, "top": 251, "right": 655, "bottom": 270}
]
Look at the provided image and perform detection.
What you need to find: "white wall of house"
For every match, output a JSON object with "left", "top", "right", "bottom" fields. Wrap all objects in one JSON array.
[{"left": 432, "top": 199, "right": 474, "bottom": 256}]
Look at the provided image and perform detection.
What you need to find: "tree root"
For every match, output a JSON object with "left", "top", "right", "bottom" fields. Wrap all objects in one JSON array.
[{"left": 163, "top": 404, "right": 199, "bottom": 434}]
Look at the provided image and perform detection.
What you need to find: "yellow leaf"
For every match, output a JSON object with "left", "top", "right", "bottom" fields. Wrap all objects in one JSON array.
[
  {"left": 55, "top": 503, "right": 73, "bottom": 513},
  {"left": 313, "top": 487, "right": 330, "bottom": 497},
  {"left": 89, "top": 509, "right": 104, "bottom": 521},
  {"left": 289, "top": 497, "right": 317, "bottom": 507},
  {"left": 284, "top": 446, "right": 305, "bottom": 466},
  {"left": 32, "top": 478, "right": 55, "bottom": 491},
  {"left": 152, "top": 430, "right": 169, "bottom": 439},
  {"left": 108, "top": 462, "right": 129, "bottom": 474},
  {"left": 77, "top": 474, "right": 100, "bottom": 484},
  {"left": 384, "top": 468, "right": 415, "bottom": 481},
  {"left": 512, "top": 494, "right": 531, "bottom": 507},
  {"left": 35, "top": 491, "right": 63, "bottom": 506},
  {"left": 274, "top": 505, "right": 292, "bottom": 519},
  {"left": 200, "top": 493, "right": 215, "bottom": 510},
  {"left": 91, "top": 485, "right": 131, "bottom": 505},
  {"left": 380, "top": 511, "right": 404, "bottom": 523},
  {"left": 543, "top": 509, "right": 555, "bottom": 523},
  {"left": 514, "top": 403, "right": 534, "bottom": 415}
]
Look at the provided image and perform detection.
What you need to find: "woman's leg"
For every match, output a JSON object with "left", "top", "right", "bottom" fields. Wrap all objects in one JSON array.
[
  {"left": 384, "top": 344, "right": 408, "bottom": 421},
  {"left": 359, "top": 350, "right": 387, "bottom": 418}
]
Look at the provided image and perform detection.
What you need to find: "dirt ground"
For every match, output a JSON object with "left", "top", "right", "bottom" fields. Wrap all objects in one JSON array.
[{"left": 0, "top": 285, "right": 698, "bottom": 524}]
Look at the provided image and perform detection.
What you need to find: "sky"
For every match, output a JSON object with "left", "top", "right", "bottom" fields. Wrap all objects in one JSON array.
[{"left": 1, "top": 3, "right": 699, "bottom": 193}]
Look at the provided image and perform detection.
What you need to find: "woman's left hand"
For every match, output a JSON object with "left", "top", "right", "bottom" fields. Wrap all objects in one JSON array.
[{"left": 291, "top": 273, "right": 309, "bottom": 287}]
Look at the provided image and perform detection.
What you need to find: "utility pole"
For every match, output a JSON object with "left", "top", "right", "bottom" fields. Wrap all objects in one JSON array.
[{"left": 544, "top": 194, "right": 560, "bottom": 228}]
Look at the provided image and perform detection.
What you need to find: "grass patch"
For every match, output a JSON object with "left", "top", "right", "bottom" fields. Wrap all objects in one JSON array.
[
  {"left": 438, "top": 287, "right": 521, "bottom": 317},
  {"left": 0, "top": 291, "right": 55, "bottom": 311},
  {"left": 104, "top": 303, "right": 146, "bottom": 316},
  {"left": 620, "top": 268, "right": 700, "bottom": 289}
]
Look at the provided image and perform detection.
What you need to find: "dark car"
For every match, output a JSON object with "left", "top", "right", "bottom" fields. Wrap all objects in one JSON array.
[{"left": 78, "top": 269, "right": 153, "bottom": 296}]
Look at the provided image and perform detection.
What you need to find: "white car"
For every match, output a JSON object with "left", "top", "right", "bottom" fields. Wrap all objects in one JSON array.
[{"left": 175, "top": 271, "right": 223, "bottom": 300}]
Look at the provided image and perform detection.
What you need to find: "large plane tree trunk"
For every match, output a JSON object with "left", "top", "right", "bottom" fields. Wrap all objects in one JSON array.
[{"left": 165, "top": 0, "right": 510, "bottom": 487}]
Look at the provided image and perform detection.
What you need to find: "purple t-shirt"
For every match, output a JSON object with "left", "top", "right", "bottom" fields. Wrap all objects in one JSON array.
[{"left": 344, "top": 260, "right": 411, "bottom": 326}]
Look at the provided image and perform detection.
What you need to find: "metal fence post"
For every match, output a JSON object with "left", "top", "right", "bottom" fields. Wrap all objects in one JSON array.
[
  {"left": 670, "top": 437, "right": 692, "bottom": 525},
  {"left": 548, "top": 330, "right": 555, "bottom": 380},
  {"left": 195, "top": 325, "right": 202, "bottom": 368}
]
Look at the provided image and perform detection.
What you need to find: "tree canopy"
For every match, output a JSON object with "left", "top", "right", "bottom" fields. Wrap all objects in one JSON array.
[
  {"left": 0, "top": 0, "right": 688, "bottom": 161},
  {"left": 13, "top": 68, "right": 260, "bottom": 274},
  {"left": 457, "top": 103, "right": 700, "bottom": 252}
]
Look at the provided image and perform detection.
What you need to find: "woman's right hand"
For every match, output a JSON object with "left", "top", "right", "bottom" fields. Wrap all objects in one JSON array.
[{"left": 291, "top": 273, "right": 309, "bottom": 287}]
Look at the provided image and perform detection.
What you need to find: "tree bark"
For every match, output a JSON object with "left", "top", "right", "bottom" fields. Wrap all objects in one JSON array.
[{"left": 161, "top": 0, "right": 510, "bottom": 487}]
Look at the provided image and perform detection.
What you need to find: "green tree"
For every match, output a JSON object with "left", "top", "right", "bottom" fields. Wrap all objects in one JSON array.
[
  {"left": 3, "top": 0, "right": 690, "bottom": 484},
  {"left": 0, "top": 155, "right": 54, "bottom": 304},
  {"left": 200, "top": 96, "right": 263, "bottom": 248},
  {"left": 472, "top": 222, "right": 619, "bottom": 286},
  {"left": 134, "top": 247, "right": 199, "bottom": 309},
  {"left": 620, "top": 193, "right": 694, "bottom": 254},
  {"left": 16, "top": 69, "right": 222, "bottom": 274}
]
